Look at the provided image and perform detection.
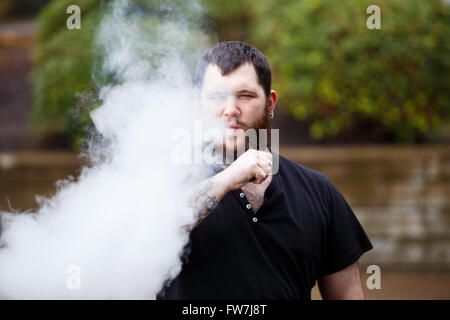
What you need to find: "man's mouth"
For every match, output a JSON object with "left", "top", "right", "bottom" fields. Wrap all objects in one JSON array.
[
  {"left": 227, "top": 124, "right": 242, "bottom": 130},
  {"left": 225, "top": 124, "right": 245, "bottom": 137}
]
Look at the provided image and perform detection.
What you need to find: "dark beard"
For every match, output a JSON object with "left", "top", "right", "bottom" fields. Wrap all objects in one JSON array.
[{"left": 223, "top": 103, "right": 273, "bottom": 162}]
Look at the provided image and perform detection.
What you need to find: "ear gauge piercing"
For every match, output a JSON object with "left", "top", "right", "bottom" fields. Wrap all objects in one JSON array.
[{"left": 268, "top": 111, "right": 274, "bottom": 118}]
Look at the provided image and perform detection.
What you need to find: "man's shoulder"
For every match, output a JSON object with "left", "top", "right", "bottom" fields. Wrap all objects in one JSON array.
[
  {"left": 276, "top": 153, "right": 337, "bottom": 203},
  {"left": 277, "top": 154, "right": 349, "bottom": 211},
  {"left": 276, "top": 154, "right": 336, "bottom": 218},
  {"left": 277, "top": 153, "right": 330, "bottom": 185}
]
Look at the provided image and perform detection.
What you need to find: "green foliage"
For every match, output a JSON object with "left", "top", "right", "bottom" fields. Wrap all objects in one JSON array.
[
  {"left": 32, "top": 0, "right": 450, "bottom": 146},
  {"left": 203, "top": 0, "right": 450, "bottom": 142},
  {"left": 31, "top": 0, "right": 209, "bottom": 149},
  {"left": 32, "top": 0, "right": 102, "bottom": 148}
]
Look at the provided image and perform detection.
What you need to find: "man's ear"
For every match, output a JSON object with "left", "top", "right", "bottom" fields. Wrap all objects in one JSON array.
[{"left": 268, "top": 90, "right": 277, "bottom": 113}]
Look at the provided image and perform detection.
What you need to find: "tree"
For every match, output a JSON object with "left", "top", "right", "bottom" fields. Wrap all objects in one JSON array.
[{"left": 32, "top": 0, "right": 102, "bottom": 148}]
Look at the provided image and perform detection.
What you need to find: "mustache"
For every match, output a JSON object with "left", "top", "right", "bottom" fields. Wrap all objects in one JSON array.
[{"left": 227, "top": 118, "right": 249, "bottom": 129}]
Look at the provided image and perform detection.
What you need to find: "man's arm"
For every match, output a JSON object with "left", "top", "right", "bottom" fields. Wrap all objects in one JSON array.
[
  {"left": 184, "top": 171, "right": 230, "bottom": 232},
  {"left": 184, "top": 149, "right": 273, "bottom": 232},
  {"left": 317, "top": 260, "right": 365, "bottom": 300}
]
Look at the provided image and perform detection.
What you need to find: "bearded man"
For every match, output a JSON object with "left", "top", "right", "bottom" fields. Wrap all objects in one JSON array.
[{"left": 157, "top": 41, "right": 373, "bottom": 300}]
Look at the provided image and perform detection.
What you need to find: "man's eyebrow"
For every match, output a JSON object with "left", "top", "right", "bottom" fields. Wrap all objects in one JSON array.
[
  {"left": 237, "top": 89, "right": 258, "bottom": 95},
  {"left": 204, "top": 89, "right": 257, "bottom": 96}
]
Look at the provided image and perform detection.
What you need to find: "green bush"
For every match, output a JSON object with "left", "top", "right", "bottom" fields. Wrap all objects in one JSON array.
[
  {"left": 204, "top": 0, "right": 450, "bottom": 142},
  {"left": 31, "top": 0, "right": 208, "bottom": 149},
  {"left": 32, "top": 0, "right": 102, "bottom": 148},
  {"left": 32, "top": 0, "right": 450, "bottom": 146}
]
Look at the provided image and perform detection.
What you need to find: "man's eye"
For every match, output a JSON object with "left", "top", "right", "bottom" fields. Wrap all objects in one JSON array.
[{"left": 239, "top": 94, "right": 252, "bottom": 98}]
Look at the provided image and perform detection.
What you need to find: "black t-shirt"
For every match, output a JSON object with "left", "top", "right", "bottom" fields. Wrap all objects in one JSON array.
[{"left": 157, "top": 154, "right": 373, "bottom": 300}]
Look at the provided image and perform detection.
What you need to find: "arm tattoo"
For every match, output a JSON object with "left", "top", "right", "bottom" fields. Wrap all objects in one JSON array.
[{"left": 185, "top": 177, "right": 219, "bottom": 232}]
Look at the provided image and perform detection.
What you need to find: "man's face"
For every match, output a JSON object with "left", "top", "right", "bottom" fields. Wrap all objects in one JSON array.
[{"left": 200, "top": 62, "right": 276, "bottom": 158}]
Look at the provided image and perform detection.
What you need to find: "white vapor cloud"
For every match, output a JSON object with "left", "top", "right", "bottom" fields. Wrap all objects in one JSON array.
[{"left": 0, "top": 0, "right": 218, "bottom": 299}]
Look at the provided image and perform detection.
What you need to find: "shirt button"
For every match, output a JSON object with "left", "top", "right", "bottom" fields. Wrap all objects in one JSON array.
[
  {"left": 252, "top": 217, "right": 258, "bottom": 223},
  {"left": 240, "top": 192, "right": 245, "bottom": 198},
  {"left": 246, "top": 204, "right": 252, "bottom": 210}
]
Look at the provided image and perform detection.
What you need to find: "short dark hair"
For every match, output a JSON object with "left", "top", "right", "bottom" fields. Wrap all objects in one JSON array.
[{"left": 194, "top": 41, "right": 272, "bottom": 99}]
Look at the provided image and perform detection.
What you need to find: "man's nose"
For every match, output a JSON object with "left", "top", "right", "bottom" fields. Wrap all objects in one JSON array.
[{"left": 222, "top": 96, "right": 240, "bottom": 118}]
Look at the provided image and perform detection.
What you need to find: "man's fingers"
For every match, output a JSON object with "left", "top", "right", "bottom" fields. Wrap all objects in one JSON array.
[
  {"left": 252, "top": 166, "right": 267, "bottom": 184},
  {"left": 240, "top": 149, "right": 273, "bottom": 184},
  {"left": 257, "top": 153, "right": 272, "bottom": 167},
  {"left": 257, "top": 159, "right": 272, "bottom": 176},
  {"left": 256, "top": 152, "right": 272, "bottom": 175}
]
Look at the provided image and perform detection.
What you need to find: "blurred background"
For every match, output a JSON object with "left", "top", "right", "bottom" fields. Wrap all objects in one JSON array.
[{"left": 0, "top": 0, "right": 449, "bottom": 299}]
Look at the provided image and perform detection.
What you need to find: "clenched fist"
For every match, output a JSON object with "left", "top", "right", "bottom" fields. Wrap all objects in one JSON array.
[{"left": 220, "top": 149, "right": 273, "bottom": 191}]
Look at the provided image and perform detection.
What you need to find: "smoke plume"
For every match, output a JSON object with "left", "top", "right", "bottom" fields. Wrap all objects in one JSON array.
[{"left": 0, "top": 0, "right": 217, "bottom": 299}]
